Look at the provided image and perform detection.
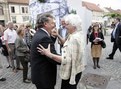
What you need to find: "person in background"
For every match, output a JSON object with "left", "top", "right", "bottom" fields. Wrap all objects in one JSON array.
[
  {"left": 35, "top": 24, "right": 38, "bottom": 31},
  {"left": 14, "top": 25, "right": 18, "bottom": 31},
  {"left": 0, "top": 25, "right": 4, "bottom": 37},
  {"left": 20, "top": 24, "right": 25, "bottom": 28},
  {"left": 58, "top": 18, "right": 68, "bottom": 53},
  {"left": 89, "top": 24, "right": 104, "bottom": 69},
  {"left": 25, "top": 24, "right": 33, "bottom": 49},
  {"left": 99, "top": 23, "right": 102, "bottom": 32},
  {"left": 15, "top": 27, "right": 31, "bottom": 83},
  {"left": 0, "top": 39, "right": 6, "bottom": 81},
  {"left": 106, "top": 18, "right": 121, "bottom": 60},
  {"left": 37, "top": 14, "right": 85, "bottom": 89},
  {"left": 0, "top": 29, "right": 11, "bottom": 68},
  {"left": 4, "top": 21, "right": 22, "bottom": 73}
]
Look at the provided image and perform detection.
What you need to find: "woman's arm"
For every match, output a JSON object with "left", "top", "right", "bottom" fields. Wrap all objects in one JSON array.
[
  {"left": 57, "top": 34, "right": 65, "bottom": 45},
  {"left": 52, "top": 29, "right": 65, "bottom": 45},
  {"left": 37, "top": 44, "right": 62, "bottom": 63}
]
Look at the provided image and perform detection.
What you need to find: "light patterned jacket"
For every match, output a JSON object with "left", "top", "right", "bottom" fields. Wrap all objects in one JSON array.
[{"left": 59, "top": 30, "right": 85, "bottom": 85}]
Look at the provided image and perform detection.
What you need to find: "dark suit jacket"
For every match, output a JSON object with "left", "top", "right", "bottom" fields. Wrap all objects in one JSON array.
[
  {"left": 89, "top": 32, "right": 104, "bottom": 48},
  {"left": 58, "top": 27, "right": 68, "bottom": 38},
  {"left": 31, "top": 28, "right": 59, "bottom": 88},
  {"left": 115, "top": 23, "right": 121, "bottom": 46},
  {"left": 111, "top": 30, "right": 115, "bottom": 42}
]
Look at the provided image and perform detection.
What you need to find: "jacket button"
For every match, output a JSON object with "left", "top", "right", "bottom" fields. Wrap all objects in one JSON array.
[
  {"left": 64, "top": 51, "right": 66, "bottom": 53},
  {"left": 64, "top": 56, "right": 66, "bottom": 59}
]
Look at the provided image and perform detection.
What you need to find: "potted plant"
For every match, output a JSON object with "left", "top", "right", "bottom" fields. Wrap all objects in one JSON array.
[{"left": 37, "top": 0, "right": 45, "bottom": 3}]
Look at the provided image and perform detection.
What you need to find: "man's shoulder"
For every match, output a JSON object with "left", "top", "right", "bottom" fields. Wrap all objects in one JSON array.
[
  {"left": 4, "top": 29, "right": 9, "bottom": 33},
  {"left": 119, "top": 23, "right": 121, "bottom": 26},
  {"left": 33, "top": 29, "right": 49, "bottom": 40}
]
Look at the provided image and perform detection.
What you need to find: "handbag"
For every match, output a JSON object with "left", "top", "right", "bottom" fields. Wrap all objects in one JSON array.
[
  {"left": 101, "top": 41, "right": 106, "bottom": 48},
  {"left": 24, "top": 53, "right": 30, "bottom": 62}
]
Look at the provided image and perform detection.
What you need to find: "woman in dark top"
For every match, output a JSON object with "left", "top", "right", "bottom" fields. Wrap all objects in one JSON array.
[{"left": 89, "top": 24, "right": 104, "bottom": 69}]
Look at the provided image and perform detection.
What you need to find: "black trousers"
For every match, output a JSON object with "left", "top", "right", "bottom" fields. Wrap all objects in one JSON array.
[
  {"left": 109, "top": 41, "right": 121, "bottom": 58},
  {"left": 109, "top": 41, "right": 118, "bottom": 58},
  {"left": 61, "top": 72, "right": 82, "bottom": 89},
  {"left": 35, "top": 85, "right": 54, "bottom": 89},
  {"left": 18, "top": 56, "right": 28, "bottom": 80}
]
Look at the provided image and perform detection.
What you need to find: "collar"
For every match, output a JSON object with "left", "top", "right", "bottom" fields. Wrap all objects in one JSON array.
[
  {"left": 116, "top": 22, "right": 119, "bottom": 27},
  {"left": 8, "top": 28, "right": 14, "bottom": 31},
  {"left": 61, "top": 26, "right": 66, "bottom": 30},
  {"left": 41, "top": 28, "right": 50, "bottom": 36},
  {"left": 67, "top": 31, "right": 81, "bottom": 40}
]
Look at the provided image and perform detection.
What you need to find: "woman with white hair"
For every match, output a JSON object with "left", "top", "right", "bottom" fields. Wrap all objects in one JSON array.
[{"left": 37, "top": 14, "right": 85, "bottom": 89}]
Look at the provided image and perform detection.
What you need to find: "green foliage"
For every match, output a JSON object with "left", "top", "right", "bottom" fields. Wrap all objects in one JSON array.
[
  {"left": 103, "top": 13, "right": 121, "bottom": 19},
  {"left": 37, "top": 0, "right": 45, "bottom": 3},
  {"left": 71, "top": 10, "right": 77, "bottom": 14},
  {"left": 29, "top": 21, "right": 34, "bottom": 29}
]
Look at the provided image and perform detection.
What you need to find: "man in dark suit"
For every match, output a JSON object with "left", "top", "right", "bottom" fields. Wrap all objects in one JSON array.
[
  {"left": 106, "top": 18, "right": 121, "bottom": 60},
  {"left": 31, "top": 13, "right": 59, "bottom": 89},
  {"left": 58, "top": 18, "right": 68, "bottom": 53}
]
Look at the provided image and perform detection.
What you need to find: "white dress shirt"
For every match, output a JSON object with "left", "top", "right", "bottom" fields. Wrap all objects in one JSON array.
[
  {"left": 62, "top": 27, "right": 67, "bottom": 39},
  {"left": 4, "top": 28, "right": 17, "bottom": 44},
  {"left": 113, "top": 22, "right": 119, "bottom": 39}
]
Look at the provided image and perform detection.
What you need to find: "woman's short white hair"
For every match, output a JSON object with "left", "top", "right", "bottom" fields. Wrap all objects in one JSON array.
[{"left": 65, "top": 14, "right": 82, "bottom": 31}]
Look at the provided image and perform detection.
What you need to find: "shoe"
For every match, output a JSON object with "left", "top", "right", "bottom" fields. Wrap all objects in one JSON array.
[
  {"left": 0, "top": 78, "right": 6, "bottom": 81},
  {"left": 97, "top": 65, "right": 100, "bottom": 68},
  {"left": 17, "top": 67, "right": 23, "bottom": 70},
  {"left": 13, "top": 69, "right": 18, "bottom": 73},
  {"left": 23, "top": 79, "right": 31, "bottom": 83},
  {"left": 93, "top": 66, "right": 96, "bottom": 69},
  {"left": 106, "top": 57, "right": 113, "bottom": 60},
  {"left": 6, "top": 65, "right": 11, "bottom": 68}
]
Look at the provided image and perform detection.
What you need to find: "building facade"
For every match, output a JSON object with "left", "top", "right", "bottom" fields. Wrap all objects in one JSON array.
[
  {"left": 82, "top": 1, "right": 104, "bottom": 23},
  {"left": 0, "top": 0, "right": 10, "bottom": 26},
  {"left": 8, "top": 0, "right": 30, "bottom": 26}
]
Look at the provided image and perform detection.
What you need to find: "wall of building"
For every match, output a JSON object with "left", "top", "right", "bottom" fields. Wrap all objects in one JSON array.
[
  {"left": 67, "top": 0, "right": 92, "bottom": 66},
  {"left": 0, "top": 0, "right": 10, "bottom": 26},
  {"left": 8, "top": 3, "right": 31, "bottom": 26},
  {"left": 92, "top": 11, "right": 103, "bottom": 23}
]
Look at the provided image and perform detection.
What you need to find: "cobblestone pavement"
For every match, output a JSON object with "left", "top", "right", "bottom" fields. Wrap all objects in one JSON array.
[{"left": 0, "top": 36, "right": 121, "bottom": 89}]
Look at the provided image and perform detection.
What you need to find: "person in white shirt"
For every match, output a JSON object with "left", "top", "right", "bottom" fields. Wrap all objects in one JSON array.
[
  {"left": 58, "top": 18, "right": 68, "bottom": 53},
  {"left": 4, "top": 22, "right": 22, "bottom": 73}
]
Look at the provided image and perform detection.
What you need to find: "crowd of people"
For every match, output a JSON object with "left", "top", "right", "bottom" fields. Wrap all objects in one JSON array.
[
  {"left": 0, "top": 22, "right": 34, "bottom": 83},
  {"left": 0, "top": 13, "right": 121, "bottom": 89}
]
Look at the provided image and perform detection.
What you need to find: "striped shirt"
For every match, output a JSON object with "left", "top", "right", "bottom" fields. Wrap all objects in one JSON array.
[{"left": 59, "top": 30, "right": 85, "bottom": 85}]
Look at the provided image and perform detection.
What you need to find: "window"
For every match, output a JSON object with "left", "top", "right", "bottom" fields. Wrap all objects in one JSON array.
[
  {"left": 11, "top": 7, "right": 15, "bottom": 13},
  {"left": 23, "top": 16, "right": 29, "bottom": 22},
  {"left": 23, "top": 16, "right": 26, "bottom": 22},
  {"left": 22, "top": 7, "right": 28, "bottom": 13},
  {"left": 12, "top": 16, "right": 16, "bottom": 23},
  {"left": 22, "top": 7, "right": 25, "bottom": 13},
  {"left": 0, "top": 6, "right": 4, "bottom": 15},
  {"left": 25, "top": 7, "right": 28, "bottom": 13}
]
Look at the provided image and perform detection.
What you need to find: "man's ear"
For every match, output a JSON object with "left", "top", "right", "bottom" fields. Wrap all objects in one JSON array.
[{"left": 44, "top": 22, "right": 47, "bottom": 27}]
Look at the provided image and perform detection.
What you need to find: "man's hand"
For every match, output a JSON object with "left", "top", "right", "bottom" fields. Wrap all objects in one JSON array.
[
  {"left": 58, "top": 41, "right": 62, "bottom": 45},
  {"left": 27, "top": 49, "right": 30, "bottom": 52},
  {"left": 1, "top": 47, "right": 4, "bottom": 51},
  {"left": 51, "top": 28, "right": 58, "bottom": 37},
  {"left": 8, "top": 48, "right": 12, "bottom": 53}
]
